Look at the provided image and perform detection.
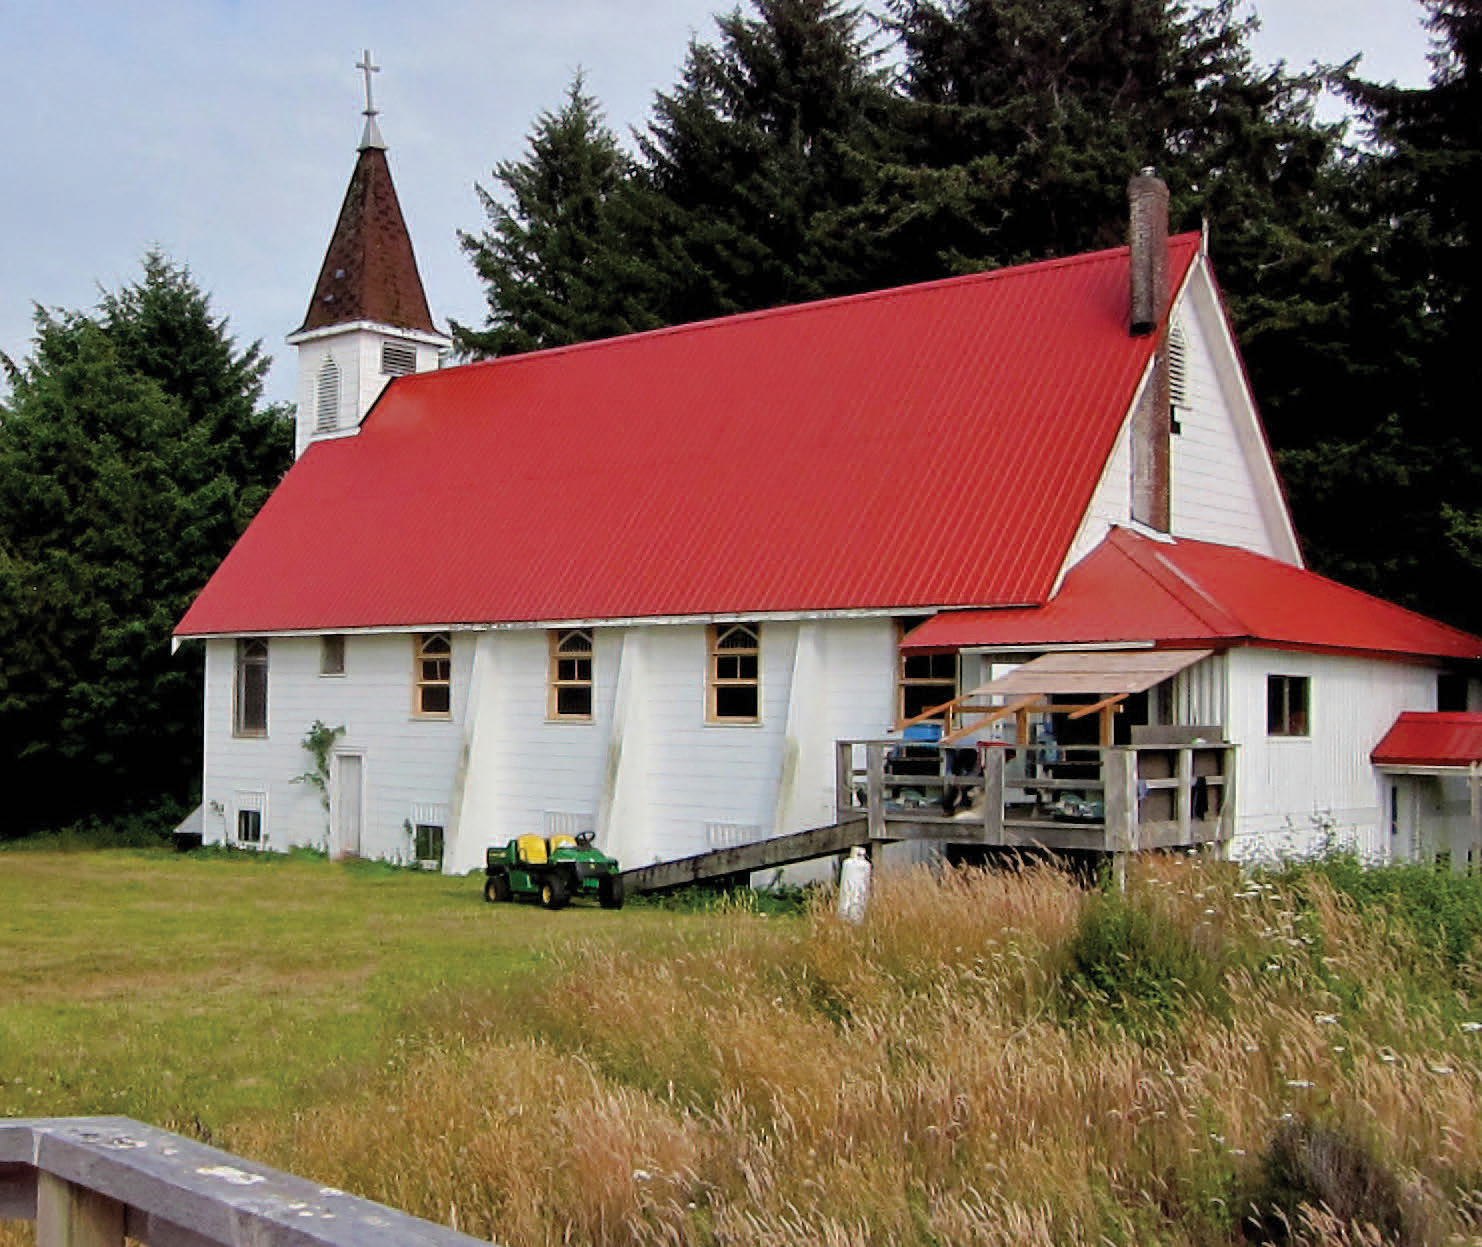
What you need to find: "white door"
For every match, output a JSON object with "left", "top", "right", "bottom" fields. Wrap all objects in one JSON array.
[{"left": 334, "top": 754, "right": 364, "bottom": 858}]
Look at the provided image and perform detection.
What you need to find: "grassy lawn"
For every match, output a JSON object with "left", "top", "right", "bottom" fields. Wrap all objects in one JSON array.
[
  {"left": 4, "top": 848, "right": 1482, "bottom": 1246},
  {"left": 0, "top": 849, "right": 672, "bottom": 1130}
]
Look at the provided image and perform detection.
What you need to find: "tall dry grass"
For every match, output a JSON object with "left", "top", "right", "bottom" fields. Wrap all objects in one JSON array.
[
  {"left": 6, "top": 853, "right": 1481, "bottom": 1246},
  {"left": 214, "top": 858, "right": 1482, "bottom": 1246}
]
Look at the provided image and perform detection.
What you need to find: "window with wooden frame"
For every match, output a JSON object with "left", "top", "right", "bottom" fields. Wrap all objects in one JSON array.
[
  {"left": 709, "top": 623, "right": 760, "bottom": 722},
  {"left": 1266, "top": 674, "right": 1310, "bottom": 737},
  {"left": 898, "top": 641, "right": 957, "bottom": 726},
  {"left": 234, "top": 638, "right": 268, "bottom": 737},
  {"left": 320, "top": 634, "right": 346, "bottom": 676},
  {"left": 549, "top": 629, "right": 594, "bottom": 719},
  {"left": 415, "top": 632, "right": 452, "bottom": 717}
]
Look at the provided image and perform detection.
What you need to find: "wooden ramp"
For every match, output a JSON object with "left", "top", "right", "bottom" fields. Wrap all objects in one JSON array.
[{"left": 620, "top": 817, "right": 877, "bottom": 894}]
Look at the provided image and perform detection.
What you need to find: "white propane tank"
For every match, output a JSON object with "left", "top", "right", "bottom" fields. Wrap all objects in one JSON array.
[{"left": 837, "top": 846, "right": 872, "bottom": 923}]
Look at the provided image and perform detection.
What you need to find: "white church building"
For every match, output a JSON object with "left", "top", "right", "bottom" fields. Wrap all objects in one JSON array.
[{"left": 174, "top": 82, "right": 1482, "bottom": 878}]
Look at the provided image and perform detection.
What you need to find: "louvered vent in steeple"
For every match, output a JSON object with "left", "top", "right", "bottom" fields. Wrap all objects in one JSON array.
[{"left": 315, "top": 356, "right": 341, "bottom": 433}]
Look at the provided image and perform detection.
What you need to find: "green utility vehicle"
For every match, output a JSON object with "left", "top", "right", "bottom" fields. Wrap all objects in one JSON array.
[{"left": 483, "top": 831, "right": 625, "bottom": 910}]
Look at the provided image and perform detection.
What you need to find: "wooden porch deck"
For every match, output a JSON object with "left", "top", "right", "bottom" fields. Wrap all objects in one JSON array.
[{"left": 620, "top": 737, "right": 1236, "bottom": 894}]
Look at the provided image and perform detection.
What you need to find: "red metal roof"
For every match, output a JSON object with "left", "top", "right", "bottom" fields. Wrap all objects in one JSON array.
[
  {"left": 296, "top": 146, "right": 439, "bottom": 336},
  {"left": 178, "top": 236, "right": 1200, "bottom": 637},
  {"left": 903, "top": 526, "right": 1482, "bottom": 662},
  {"left": 1372, "top": 713, "right": 1482, "bottom": 768}
]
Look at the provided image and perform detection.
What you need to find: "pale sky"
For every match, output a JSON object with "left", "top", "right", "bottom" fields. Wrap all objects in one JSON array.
[{"left": 0, "top": 1, "right": 1437, "bottom": 407}]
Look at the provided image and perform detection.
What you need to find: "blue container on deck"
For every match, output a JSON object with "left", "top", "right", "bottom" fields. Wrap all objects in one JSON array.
[{"left": 901, "top": 722, "right": 943, "bottom": 743}]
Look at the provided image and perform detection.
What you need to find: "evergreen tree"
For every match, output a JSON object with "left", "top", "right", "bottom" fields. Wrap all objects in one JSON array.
[
  {"left": 1273, "top": 0, "right": 1482, "bottom": 629},
  {"left": 881, "top": 0, "right": 1336, "bottom": 278},
  {"left": 0, "top": 255, "right": 292, "bottom": 838},
  {"left": 630, "top": 0, "right": 898, "bottom": 322},
  {"left": 452, "top": 76, "right": 636, "bottom": 357}
]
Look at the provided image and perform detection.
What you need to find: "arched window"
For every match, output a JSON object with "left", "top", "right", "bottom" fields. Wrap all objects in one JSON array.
[
  {"left": 415, "top": 632, "right": 452, "bottom": 717},
  {"left": 234, "top": 638, "right": 269, "bottom": 737},
  {"left": 708, "top": 623, "right": 761, "bottom": 722},
  {"left": 549, "top": 629, "right": 594, "bottom": 719}
]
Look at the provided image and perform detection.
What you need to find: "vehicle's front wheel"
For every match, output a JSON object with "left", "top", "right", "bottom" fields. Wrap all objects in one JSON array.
[
  {"left": 599, "top": 873, "right": 625, "bottom": 910},
  {"left": 483, "top": 873, "right": 511, "bottom": 903},
  {"left": 539, "top": 874, "right": 570, "bottom": 910}
]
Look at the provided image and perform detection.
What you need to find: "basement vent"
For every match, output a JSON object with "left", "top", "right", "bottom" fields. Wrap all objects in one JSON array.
[
  {"left": 314, "top": 355, "right": 341, "bottom": 433},
  {"left": 381, "top": 342, "right": 418, "bottom": 376},
  {"left": 544, "top": 811, "right": 592, "bottom": 840},
  {"left": 411, "top": 802, "right": 449, "bottom": 828},
  {"left": 706, "top": 821, "right": 761, "bottom": 850}
]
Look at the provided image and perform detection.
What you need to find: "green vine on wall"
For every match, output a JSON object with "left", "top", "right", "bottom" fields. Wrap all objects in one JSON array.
[{"left": 292, "top": 720, "right": 346, "bottom": 811}]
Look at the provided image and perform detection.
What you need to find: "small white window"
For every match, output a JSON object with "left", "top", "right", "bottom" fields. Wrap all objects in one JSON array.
[
  {"left": 1267, "top": 674, "right": 1310, "bottom": 737},
  {"left": 315, "top": 355, "right": 341, "bottom": 433},
  {"left": 235, "top": 792, "right": 266, "bottom": 846},
  {"left": 381, "top": 342, "right": 418, "bottom": 376},
  {"left": 321, "top": 634, "right": 346, "bottom": 676},
  {"left": 413, "top": 824, "right": 443, "bottom": 865}
]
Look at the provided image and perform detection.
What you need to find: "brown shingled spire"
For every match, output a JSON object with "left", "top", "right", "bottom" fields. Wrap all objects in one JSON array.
[
  {"left": 295, "top": 49, "right": 435, "bottom": 334},
  {"left": 296, "top": 144, "right": 439, "bottom": 336}
]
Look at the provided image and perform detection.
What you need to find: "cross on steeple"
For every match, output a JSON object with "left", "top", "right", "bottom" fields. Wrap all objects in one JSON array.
[
  {"left": 356, "top": 50, "right": 379, "bottom": 119},
  {"left": 355, "top": 49, "right": 386, "bottom": 150}
]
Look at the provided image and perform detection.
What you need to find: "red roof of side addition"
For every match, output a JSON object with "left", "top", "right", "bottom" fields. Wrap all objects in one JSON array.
[
  {"left": 177, "top": 235, "right": 1201, "bottom": 637},
  {"left": 1372, "top": 713, "right": 1482, "bottom": 768},
  {"left": 903, "top": 527, "right": 1482, "bottom": 662}
]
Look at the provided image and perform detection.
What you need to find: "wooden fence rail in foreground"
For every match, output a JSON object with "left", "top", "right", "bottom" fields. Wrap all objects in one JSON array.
[{"left": 0, "top": 1117, "right": 490, "bottom": 1247}]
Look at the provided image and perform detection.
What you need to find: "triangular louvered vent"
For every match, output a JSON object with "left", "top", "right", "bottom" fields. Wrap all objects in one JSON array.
[{"left": 1168, "top": 320, "right": 1190, "bottom": 409}]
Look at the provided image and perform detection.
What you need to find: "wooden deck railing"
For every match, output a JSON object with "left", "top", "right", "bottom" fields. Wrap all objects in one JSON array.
[
  {"left": 0, "top": 1117, "right": 487, "bottom": 1247},
  {"left": 836, "top": 738, "right": 1236, "bottom": 855}
]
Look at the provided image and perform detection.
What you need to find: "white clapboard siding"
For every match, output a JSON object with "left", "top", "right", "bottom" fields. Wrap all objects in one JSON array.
[
  {"left": 203, "top": 633, "right": 470, "bottom": 862},
  {"left": 1223, "top": 647, "right": 1438, "bottom": 864},
  {"left": 435, "top": 617, "right": 901, "bottom": 874},
  {"left": 1068, "top": 262, "right": 1299, "bottom": 570},
  {"left": 1168, "top": 272, "right": 1296, "bottom": 561}
]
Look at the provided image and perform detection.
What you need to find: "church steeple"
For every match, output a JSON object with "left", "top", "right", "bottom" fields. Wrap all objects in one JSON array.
[{"left": 286, "top": 51, "right": 449, "bottom": 458}]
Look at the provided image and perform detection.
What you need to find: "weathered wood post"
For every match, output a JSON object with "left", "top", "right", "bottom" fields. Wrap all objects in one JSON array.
[
  {"left": 1104, "top": 748, "right": 1138, "bottom": 890},
  {"left": 866, "top": 742, "right": 886, "bottom": 841},
  {"left": 835, "top": 740, "right": 854, "bottom": 822},
  {"left": 981, "top": 746, "right": 1005, "bottom": 843},
  {"left": 37, "top": 1172, "right": 124, "bottom": 1247},
  {"left": 1176, "top": 746, "right": 1193, "bottom": 843}
]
